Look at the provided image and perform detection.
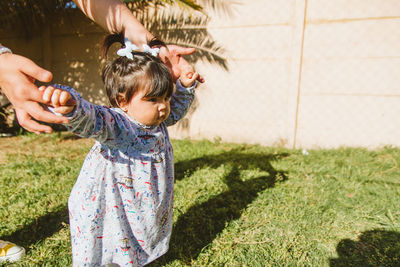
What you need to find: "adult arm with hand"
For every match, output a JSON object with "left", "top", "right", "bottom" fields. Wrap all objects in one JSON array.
[
  {"left": 73, "top": 0, "right": 204, "bottom": 83},
  {"left": 0, "top": 50, "right": 69, "bottom": 134}
]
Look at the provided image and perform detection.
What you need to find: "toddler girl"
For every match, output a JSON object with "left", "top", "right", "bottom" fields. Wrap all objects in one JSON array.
[{"left": 42, "top": 35, "right": 199, "bottom": 266}]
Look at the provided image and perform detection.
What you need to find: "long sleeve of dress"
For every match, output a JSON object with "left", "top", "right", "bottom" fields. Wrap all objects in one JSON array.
[
  {"left": 164, "top": 79, "right": 196, "bottom": 127},
  {"left": 52, "top": 84, "right": 132, "bottom": 146}
]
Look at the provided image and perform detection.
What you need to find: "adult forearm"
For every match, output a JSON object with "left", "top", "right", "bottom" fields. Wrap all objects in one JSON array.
[{"left": 73, "top": 0, "right": 154, "bottom": 46}]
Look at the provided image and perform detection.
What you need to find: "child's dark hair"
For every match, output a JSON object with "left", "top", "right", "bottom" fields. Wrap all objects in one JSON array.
[{"left": 101, "top": 33, "right": 172, "bottom": 108}]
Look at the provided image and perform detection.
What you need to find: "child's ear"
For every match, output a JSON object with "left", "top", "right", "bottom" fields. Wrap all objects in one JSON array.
[{"left": 117, "top": 94, "right": 128, "bottom": 112}]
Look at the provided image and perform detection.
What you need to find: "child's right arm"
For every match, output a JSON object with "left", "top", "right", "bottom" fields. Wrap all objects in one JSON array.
[{"left": 43, "top": 85, "right": 131, "bottom": 145}]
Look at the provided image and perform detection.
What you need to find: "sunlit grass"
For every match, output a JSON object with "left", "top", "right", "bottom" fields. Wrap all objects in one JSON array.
[{"left": 0, "top": 132, "right": 399, "bottom": 266}]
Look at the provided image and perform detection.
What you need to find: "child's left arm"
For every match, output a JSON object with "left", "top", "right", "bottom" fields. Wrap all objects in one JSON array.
[{"left": 164, "top": 67, "right": 199, "bottom": 126}]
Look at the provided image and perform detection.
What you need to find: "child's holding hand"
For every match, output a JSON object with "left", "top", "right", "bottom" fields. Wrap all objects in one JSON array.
[
  {"left": 39, "top": 85, "right": 76, "bottom": 115},
  {"left": 179, "top": 65, "right": 199, "bottom": 88}
]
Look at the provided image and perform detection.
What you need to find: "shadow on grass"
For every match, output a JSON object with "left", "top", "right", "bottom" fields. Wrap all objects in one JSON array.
[
  {"left": 152, "top": 150, "right": 288, "bottom": 265},
  {"left": 58, "top": 132, "right": 82, "bottom": 140},
  {"left": 174, "top": 149, "right": 288, "bottom": 181},
  {"left": 0, "top": 207, "right": 69, "bottom": 250},
  {"left": 1, "top": 149, "right": 287, "bottom": 265},
  {"left": 330, "top": 229, "right": 400, "bottom": 267}
]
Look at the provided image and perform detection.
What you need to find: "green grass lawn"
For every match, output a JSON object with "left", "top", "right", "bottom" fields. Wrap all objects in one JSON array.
[{"left": 1, "top": 132, "right": 399, "bottom": 266}]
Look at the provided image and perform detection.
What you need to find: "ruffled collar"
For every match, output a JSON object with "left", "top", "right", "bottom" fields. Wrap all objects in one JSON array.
[{"left": 112, "top": 107, "right": 158, "bottom": 130}]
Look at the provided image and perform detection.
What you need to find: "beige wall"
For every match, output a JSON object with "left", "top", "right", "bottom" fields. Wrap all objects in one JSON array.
[
  {"left": 171, "top": 0, "right": 400, "bottom": 148},
  {"left": 296, "top": 0, "right": 400, "bottom": 148},
  {"left": 2, "top": 1, "right": 400, "bottom": 148}
]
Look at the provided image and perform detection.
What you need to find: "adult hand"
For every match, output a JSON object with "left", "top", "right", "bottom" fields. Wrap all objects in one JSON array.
[
  {"left": 0, "top": 53, "right": 69, "bottom": 134},
  {"left": 159, "top": 45, "right": 205, "bottom": 84}
]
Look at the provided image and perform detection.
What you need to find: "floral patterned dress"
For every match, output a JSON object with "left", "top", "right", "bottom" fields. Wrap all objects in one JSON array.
[{"left": 54, "top": 81, "right": 194, "bottom": 267}]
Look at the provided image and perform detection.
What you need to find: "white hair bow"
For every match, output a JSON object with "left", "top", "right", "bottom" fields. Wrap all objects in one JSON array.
[
  {"left": 116, "top": 39, "right": 138, "bottom": 60},
  {"left": 117, "top": 38, "right": 160, "bottom": 59},
  {"left": 142, "top": 44, "right": 160, "bottom": 57}
]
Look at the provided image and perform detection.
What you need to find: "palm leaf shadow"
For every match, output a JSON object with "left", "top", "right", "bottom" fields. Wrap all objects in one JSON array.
[
  {"left": 151, "top": 150, "right": 288, "bottom": 265},
  {"left": 139, "top": 9, "right": 229, "bottom": 71},
  {"left": 197, "top": 0, "right": 240, "bottom": 17}
]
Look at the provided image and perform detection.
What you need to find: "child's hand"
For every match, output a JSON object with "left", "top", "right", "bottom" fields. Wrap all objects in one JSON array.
[
  {"left": 179, "top": 65, "right": 199, "bottom": 88},
  {"left": 40, "top": 86, "right": 76, "bottom": 115}
]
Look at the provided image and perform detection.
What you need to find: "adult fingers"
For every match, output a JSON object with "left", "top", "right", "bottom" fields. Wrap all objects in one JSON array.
[
  {"left": 18, "top": 55, "right": 53, "bottom": 83},
  {"left": 197, "top": 74, "right": 205, "bottom": 83},
  {"left": 15, "top": 108, "right": 52, "bottom": 134},
  {"left": 9, "top": 78, "right": 48, "bottom": 107},
  {"left": 53, "top": 106, "right": 74, "bottom": 114},
  {"left": 24, "top": 101, "right": 69, "bottom": 124},
  {"left": 0, "top": 54, "right": 51, "bottom": 107},
  {"left": 12, "top": 56, "right": 53, "bottom": 105},
  {"left": 168, "top": 45, "right": 196, "bottom": 56}
]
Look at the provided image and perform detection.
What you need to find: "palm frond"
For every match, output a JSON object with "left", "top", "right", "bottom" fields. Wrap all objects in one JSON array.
[
  {"left": 0, "top": 0, "right": 71, "bottom": 37},
  {"left": 197, "top": 0, "right": 239, "bottom": 16},
  {"left": 139, "top": 9, "right": 228, "bottom": 71},
  {"left": 123, "top": 0, "right": 202, "bottom": 12},
  {"left": 166, "top": 0, "right": 203, "bottom": 11},
  {"left": 0, "top": 0, "right": 203, "bottom": 37}
]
